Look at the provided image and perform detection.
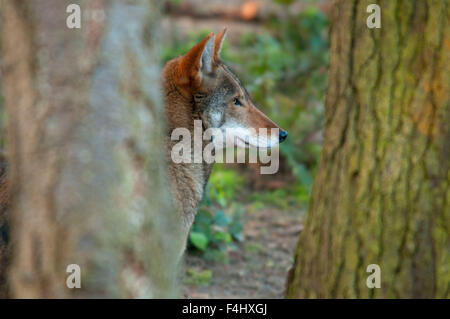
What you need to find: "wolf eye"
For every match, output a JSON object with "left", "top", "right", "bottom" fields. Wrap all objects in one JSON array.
[{"left": 233, "top": 97, "right": 242, "bottom": 106}]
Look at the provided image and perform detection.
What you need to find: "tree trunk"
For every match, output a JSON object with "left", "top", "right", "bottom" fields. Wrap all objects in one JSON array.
[
  {"left": 287, "top": 0, "right": 449, "bottom": 298},
  {"left": 0, "top": 155, "right": 9, "bottom": 298},
  {"left": 1, "top": 0, "right": 182, "bottom": 298}
]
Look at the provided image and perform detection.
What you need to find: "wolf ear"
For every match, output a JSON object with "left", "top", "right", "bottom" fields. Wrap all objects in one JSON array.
[
  {"left": 214, "top": 28, "right": 227, "bottom": 61},
  {"left": 178, "top": 32, "right": 215, "bottom": 86}
]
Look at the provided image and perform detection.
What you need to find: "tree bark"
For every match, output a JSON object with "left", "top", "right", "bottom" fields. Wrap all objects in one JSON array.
[
  {"left": 1, "top": 0, "right": 182, "bottom": 298},
  {"left": 0, "top": 155, "right": 9, "bottom": 298},
  {"left": 287, "top": 0, "right": 449, "bottom": 298}
]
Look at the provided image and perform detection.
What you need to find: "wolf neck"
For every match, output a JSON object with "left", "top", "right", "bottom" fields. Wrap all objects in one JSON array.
[{"left": 163, "top": 67, "right": 214, "bottom": 227}]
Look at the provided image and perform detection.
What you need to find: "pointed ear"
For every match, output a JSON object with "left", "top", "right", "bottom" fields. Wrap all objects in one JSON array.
[
  {"left": 200, "top": 34, "right": 215, "bottom": 73},
  {"left": 177, "top": 32, "right": 215, "bottom": 86},
  {"left": 214, "top": 28, "right": 227, "bottom": 61}
]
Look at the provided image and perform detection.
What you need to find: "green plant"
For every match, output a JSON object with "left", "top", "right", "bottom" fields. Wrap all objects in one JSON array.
[
  {"left": 188, "top": 204, "right": 244, "bottom": 261},
  {"left": 249, "top": 184, "right": 310, "bottom": 210},
  {"left": 206, "top": 167, "right": 245, "bottom": 207},
  {"left": 187, "top": 166, "right": 245, "bottom": 260},
  {"left": 183, "top": 268, "right": 212, "bottom": 286}
]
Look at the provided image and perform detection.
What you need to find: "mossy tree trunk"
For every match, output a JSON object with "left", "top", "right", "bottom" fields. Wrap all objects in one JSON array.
[
  {"left": 1, "top": 0, "right": 181, "bottom": 298},
  {"left": 287, "top": 0, "right": 449, "bottom": 298}
]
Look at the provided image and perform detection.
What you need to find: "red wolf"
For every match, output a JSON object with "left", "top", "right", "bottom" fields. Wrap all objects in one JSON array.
[{"left": 162, "top": 29, "right": 287, "bottom": 250}]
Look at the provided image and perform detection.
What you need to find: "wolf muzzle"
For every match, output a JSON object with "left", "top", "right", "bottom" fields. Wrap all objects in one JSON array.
[{"left": 279, "top": 130, "right": 288, "bottom": 143}]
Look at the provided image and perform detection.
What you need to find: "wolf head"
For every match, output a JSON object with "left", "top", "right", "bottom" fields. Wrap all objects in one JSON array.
[{"left": 163, "top": 29, "right": 287, "bottom": 149}]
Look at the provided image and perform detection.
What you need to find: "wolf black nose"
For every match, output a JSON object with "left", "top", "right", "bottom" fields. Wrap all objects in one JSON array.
[{"left": 279, "top": 130, "right": 288, "bottom": 143}]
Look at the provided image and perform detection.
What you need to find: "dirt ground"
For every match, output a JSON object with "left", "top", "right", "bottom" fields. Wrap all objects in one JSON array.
[{"left": 183, "top": 208, "right": 303, "bottom": 298}]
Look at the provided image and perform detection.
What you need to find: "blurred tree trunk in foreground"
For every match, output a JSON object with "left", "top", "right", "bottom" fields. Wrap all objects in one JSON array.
[
  {"left": 1, "top": 0, "right": 181, "bottom": 298},
  {"left": 0, "top": 155, "right": 9, "bottom": 298},
  {"left": 287, "top": 0, "right": 449, "bottom": 298}
]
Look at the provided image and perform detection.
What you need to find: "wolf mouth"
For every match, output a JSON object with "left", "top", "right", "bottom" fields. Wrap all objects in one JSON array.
[{"left": 237, "top": 137, "right": 273, "bottom": 149}]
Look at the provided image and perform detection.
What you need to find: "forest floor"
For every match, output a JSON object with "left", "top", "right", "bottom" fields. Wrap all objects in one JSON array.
[{"left": 183, "top": 207, "right": 303, "bottom": 298}]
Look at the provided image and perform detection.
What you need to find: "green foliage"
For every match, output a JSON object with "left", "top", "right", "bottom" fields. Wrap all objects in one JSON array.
[
  {"left": 188, "top": 205, "right": 244, "bottom": 261},
  {"left": 183, "top": 268, "right": 212, "bottom": 286},
  {"left": 189, "top": 231, "right": 209, "bottom": 251},
  {"left": 273, "top": 0, "right": 296, "bottom": 5},
  {"left": 186, "top": 167, "right": 245, "bottom": 261},
  {"left": 249, "top": 184, "right": 310, "bottom": 210},
  {"left": 206, "top": 168, "right": 245, "bottom": 207}
]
